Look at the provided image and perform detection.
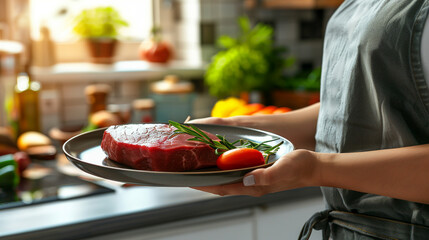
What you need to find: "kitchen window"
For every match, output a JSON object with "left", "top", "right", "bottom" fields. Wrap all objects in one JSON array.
[{"left": 29, "top": 0, "right": 154, "bottom": 62}]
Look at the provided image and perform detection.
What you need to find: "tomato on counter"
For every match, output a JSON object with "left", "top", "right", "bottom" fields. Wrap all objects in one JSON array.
[
  {"left": 139, "top": 41, "right": 172, "bottom": 63},
  {"left": 217, "top": 148, "right": 265, "bottom": 170},
  {"left": 139, "top": 27, "right": 172, "bottom": 63}
]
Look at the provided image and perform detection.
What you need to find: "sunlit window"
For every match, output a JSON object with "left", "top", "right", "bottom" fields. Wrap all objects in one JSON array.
[{"left": 29, "top": 0, "right": 153, "bottom": 42}]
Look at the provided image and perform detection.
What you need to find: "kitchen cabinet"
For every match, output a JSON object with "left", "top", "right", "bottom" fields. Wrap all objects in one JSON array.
[
  {"left": 84, "top": 193, "right": 325, "bottom": 240},
  {"left": 255, "top": 196, "right": 325, "bottom": 240},
  {"left": 245, "top": 0, "right": 343, "bottom": 9},
  {"left": 84, "top": 209, "right": 254, "bottom": 240},
  {"left": 0, "top": 178, "right": 323, "bottom": 240}
]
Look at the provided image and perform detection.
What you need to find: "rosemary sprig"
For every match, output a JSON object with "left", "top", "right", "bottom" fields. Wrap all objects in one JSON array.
[{"left": 169, "top": 120, "right": 283, "bottom": 163}]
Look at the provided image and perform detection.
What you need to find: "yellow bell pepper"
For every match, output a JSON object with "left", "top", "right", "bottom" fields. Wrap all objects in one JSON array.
[{"left": 211, "top": 97, "right": 246, "bottom": 118}]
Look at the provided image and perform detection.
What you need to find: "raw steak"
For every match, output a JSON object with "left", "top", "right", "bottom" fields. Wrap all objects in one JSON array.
[{"left": 100, "top": 124, "right": 218, "bottom": 171}]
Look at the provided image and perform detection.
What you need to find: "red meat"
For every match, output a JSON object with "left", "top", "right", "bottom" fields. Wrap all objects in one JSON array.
[{"left": 100, "top": 124, "right": 217, "bottom": 171}]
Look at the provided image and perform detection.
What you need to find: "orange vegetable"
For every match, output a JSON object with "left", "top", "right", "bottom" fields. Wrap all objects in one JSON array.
[
  {"left": 252, "top": 106, "right": 277, "bottom": 115},
  {"left": 229, "top": 103, "right": 264, "bottom": 116},
  {"left": 273, "top": 107, "right": 292, "bottom": 114}
]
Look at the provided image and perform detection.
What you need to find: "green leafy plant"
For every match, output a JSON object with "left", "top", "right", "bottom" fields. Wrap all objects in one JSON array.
[
  {"left": 278, "top": 67, "right": 321, "bottom": 91},
  {"left": 72, "top": 6, "right": 128, "bottom": 39},
  {"left": 205, "top": 17, "right": 294, "bottom": 98}
]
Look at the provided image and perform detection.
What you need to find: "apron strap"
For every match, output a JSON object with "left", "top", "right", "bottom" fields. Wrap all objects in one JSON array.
[
  {"left": 298, "top": 209, "right": 331, "bottom": 240},
  {"left": 299, "top": 210, "right": 429, "bottom": 240}
]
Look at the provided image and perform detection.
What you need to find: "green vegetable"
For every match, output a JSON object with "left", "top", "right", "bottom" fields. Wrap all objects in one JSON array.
[
  {"left": 168, "top": 121, "right": 283, "bottom": 163},
  {"left": 0, "top": 154, "right": 16, "bottom": 168},
  {"left": 81, "top": 121, "right": 99, "bottom": 132},
  {"left": 0, "top": 154, "right": 20, "bottom": 190},
  {"left": 205, "top": 16, "right": 294, "bottom": 98},
  {"left": 0, "top": 165, "right": 19, "bottom": 189}
]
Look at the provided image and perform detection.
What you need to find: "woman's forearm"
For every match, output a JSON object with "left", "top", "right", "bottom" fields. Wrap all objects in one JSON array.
[
  {"left": 316, "top": 144, "right": 429, "bottom": 204},
  {"left": 223, "top": 103, "right": 320, "bottom": 150}
]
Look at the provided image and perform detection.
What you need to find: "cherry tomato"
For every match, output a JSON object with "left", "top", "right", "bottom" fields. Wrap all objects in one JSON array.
[{"left": 217, "top": 148, "right": 265, "bottom": 170}]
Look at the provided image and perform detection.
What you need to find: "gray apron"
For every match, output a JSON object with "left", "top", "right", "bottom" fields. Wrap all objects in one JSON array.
[{"left": 300, "top": 0, "right": 429, "bottom": 239}]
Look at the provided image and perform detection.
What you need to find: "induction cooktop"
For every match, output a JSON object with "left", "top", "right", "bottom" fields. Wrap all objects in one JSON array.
[{"left": 0, "top": 159, "right": 114, "bottom": 210}]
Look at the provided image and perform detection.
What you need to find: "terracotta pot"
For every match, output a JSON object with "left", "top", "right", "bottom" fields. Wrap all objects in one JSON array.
[
  {"left": 272, "top": 90, "right": 320, "bottom": 110},
  {"left": 85, "top": 38, "right": 117, "bottom": 64}
]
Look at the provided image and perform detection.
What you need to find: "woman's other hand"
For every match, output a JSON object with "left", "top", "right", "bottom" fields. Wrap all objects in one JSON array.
[
  {"left": 186, "top": 117, "right": 232, "bottom": 126},
  {"left": 192, "top": 149, "right": 319, "bottom": 197}
]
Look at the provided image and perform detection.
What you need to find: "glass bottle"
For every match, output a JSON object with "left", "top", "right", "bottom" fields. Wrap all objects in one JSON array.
[
  {"left": 132, "top": 98, "right": 155, "bottom": 123},
  {"left": 0, "top": 40, "right": 24, "bottom": 140},
  {"left": 14, "top": 72, "right": 41, "bottom": 135},
  {"left": 84, "top": 83, "right": 111, "bottom": 115}
]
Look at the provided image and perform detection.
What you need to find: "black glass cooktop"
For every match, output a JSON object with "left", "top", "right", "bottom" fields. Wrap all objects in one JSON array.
[{"left": 0, "top": 159, "right": 114, "bottom": 210}]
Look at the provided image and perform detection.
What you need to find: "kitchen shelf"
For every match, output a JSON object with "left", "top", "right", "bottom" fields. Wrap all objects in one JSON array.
[
  {"left": 245, "top": 0, "right": 344, "bottom": 9},
  {"left": 31, "top": 60, "right": 207, "bottom": 83}
]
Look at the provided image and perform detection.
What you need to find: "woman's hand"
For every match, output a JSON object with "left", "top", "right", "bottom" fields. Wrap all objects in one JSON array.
[
  {"left": 186, "top": 117, "right": 233, "bottom": 126},
  {"left": 192, "top": 149, "right": 319, "bottom": 197}
]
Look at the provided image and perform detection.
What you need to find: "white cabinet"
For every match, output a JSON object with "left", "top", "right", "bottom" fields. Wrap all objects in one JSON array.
[
  {"left": 85, "top": 195, "right": 325, "bottom": 240},
  {"left": 85, "top": 209, "right": 254, "bottom": 240},
  {"left": 255, "top": 196, "right": 325, "bottom": 240}
]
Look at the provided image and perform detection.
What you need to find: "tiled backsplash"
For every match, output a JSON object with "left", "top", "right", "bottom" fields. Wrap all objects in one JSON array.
[
  {"left": 37, "top": 0, "right": 336, "bottom": 134},
  {"left": 170, "top": 0, "right": 334, "bottom": 69}
]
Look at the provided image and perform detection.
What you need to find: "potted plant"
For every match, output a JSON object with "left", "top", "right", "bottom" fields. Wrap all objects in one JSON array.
[
  {"left": 72, "top": 6, "right": 128, "bottom": 64},
  {"left": 204, "top": 16, "right": 294, "bottom": 102}
]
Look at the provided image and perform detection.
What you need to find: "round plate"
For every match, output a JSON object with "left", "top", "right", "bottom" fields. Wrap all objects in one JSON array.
[{"left": 63, "top": 124, "right": 294, "bottom": 187}]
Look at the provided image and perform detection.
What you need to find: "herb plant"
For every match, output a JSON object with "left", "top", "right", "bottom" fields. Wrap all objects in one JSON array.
[
  {"left": 72, "top": 6, "right": 128, "bottom": 39},
  {"left": 205, "top": 17, "right": 294, "bottom": 98}
]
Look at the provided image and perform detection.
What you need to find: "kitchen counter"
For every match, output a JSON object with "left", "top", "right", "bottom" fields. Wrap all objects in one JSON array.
[{"left": 0, "top": 179, "right": 322, "bottom": 240}]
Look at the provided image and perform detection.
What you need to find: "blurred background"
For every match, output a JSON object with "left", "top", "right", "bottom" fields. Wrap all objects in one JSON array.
[
  {"left": 0, "top": 0, "right": 341, "bottom": 136},
  {"left": 0, "top": 1, "right": 342, "bottom": 239}
]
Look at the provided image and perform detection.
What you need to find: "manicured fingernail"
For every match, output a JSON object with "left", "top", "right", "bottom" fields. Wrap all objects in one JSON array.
[{"left": 243, "top": 175, "right": 255, "bottom": 186}]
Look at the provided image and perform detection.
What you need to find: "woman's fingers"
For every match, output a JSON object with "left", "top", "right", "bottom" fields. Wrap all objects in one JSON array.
[
  {"left": 190, "top": 168, "right": 274, "bottom": 197},
  {"left": 191, "top": 182, "right": 269, "bottom": 197},
  {"left": 187, "top": 117, "right": 229, "bottom": 125},
  {"left": 190, "top": 150, "right": 318, "bottom": 197}
]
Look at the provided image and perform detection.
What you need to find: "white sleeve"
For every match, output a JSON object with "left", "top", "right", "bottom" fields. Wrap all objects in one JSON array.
[{"left": 421, "top": 14, "right": 429, "bottom": 87}]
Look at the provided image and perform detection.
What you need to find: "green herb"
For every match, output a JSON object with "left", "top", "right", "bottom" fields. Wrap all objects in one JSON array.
[
  {"left": 204, "top": 16, "right": 294, "bottom": 98},
  {"left": 168, "top": 121, "right": 283, "bottom": 163}
]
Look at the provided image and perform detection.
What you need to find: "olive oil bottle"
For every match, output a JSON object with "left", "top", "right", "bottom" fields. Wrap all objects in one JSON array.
[{"left": 14, "top": 72, "right": 41, "bottom": 135}]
